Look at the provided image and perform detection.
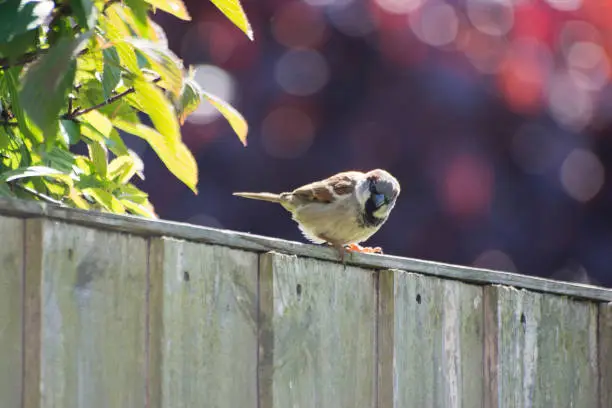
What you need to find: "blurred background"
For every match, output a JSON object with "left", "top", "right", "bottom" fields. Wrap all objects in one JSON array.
[{"left": 137, "top": 0, "right": 612, "bottom": 286}]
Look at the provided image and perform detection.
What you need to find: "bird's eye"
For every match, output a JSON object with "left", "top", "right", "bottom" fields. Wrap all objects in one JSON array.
[{"left": 373, "top": 193, "right": 386, "bottom": 208}]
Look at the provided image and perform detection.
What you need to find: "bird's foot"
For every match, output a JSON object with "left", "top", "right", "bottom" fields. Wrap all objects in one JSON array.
[{"left": 344, "top": 243, "right": 384, "bottom": 254}]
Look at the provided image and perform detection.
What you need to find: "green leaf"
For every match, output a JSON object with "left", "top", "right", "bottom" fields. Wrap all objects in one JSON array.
[
  {"left": 88, "top": 140, "right": 108, "bottom": 178},
  {"left": 99, "top": 16, "right": 140, "bottom": 74},
  {"left": 142, "top": 0, "right": 191, "bottom": 21},
  {"left": 113, "top": 119, "right": 198, "bottom": 193},
  {"left": 175, "top": 73, "right": 201, "bottom": 125},
  {"left": 0, "top": 165, "right": 70, "bottom": 182},
  {"left": 0, "top": 183, "right": 13, "bottom": 197},
  {"left": 20, "top": 31, "right": 92, "bottom": 138},
  {"left": 72, "top": 0, "right": 99, "bottom": 30},
  {"left": 59, "top": 120, "right": 81, "bottom": 146},
  {"left": 108, "top": 150, "right": 143, "bottom": 184},
  {"left": 125, "top": 37, "right": 184, "bottom": 98},
  {"left": 41, "top": 147, "right": 77, "bottom": 173},
  {"left": 0, "top": 29, "right": 38, "bottom": 60},
  {"left": 80, "top": 110, "right": 129, "bottom": 155},
  {"left": 202, "top": 90, "right": 248, "bottom": 146},
  {"left": 133, "top": 78, "right": 180, "bottom": 142},
  {"left": 83, "top": 187, "right": 125, "bottom": 213},
  {"left": 4, "top": 68, "right": 43, "bottom": 143},
  {"left": 209, "top": 0, "right": 253, "bottom": 40},
  {"left": 124, "top": 0, "right": 152, "bottom": 39},
  {"left": 102, "top": 48, "right": 122, "bottom": 98},
  {"left": 0, "top": 0, "right": 54, "bottom": 43},
  {"left": 121, "top": 198, "right": 157, "bottom": 218}
]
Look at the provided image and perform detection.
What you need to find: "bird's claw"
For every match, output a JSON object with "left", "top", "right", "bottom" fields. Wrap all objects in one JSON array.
[{"left": 344, "top": 243, "right": 384, "bottom": 254}]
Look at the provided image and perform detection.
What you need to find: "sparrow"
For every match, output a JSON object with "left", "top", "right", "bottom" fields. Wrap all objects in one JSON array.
[{"left": 233, "top": 169, "right": 400, "bottom": 260}]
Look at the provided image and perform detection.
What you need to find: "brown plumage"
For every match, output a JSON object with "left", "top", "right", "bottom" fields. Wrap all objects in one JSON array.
[{"left": 233, "top": 169, "right": 401, "bottom": 260}]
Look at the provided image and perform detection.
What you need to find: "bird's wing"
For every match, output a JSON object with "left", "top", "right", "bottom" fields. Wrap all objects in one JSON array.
[{"left": 290, "top": 171, "right": 361, "bottom": 205}]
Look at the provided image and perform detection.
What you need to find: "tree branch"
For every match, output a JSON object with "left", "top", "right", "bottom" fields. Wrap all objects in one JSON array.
[
  {"left": 0, "top": 50, "right": 47, "bottom": 70},
  {"left": 62, "top": 76, "right": 162, "bottom": 120},
  {"left": 10, "top": 182, "right": 65, "bottom": 206}
]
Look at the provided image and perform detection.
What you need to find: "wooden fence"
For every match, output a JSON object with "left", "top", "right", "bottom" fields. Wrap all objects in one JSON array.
[{"left": 0, "top": 197, "right": 611, "bottom": 408}]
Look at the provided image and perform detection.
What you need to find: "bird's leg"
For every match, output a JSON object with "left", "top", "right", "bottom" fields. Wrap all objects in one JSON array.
[
  {"left": 326, "top": 241, "right": 348, "bottom": 263},
  {"left": 344, "top": 243, "right": 384, "bottom": 254}
]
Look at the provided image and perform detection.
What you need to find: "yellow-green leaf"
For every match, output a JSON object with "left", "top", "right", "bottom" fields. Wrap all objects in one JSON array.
[
  {"left": 133, "top": 78, "right": 181, "bottom": 143},
  {"left": 88, "top": 141, "right": 108, "bottom": 178},
  {"left": 121, "top": 198, "right": 157, "bottom": 218},
  {"left": 175, "top": 74, "right": 201, "bottom": 125},
  {"left": 84, "top": 187, "right": 125, "bottom": 213},
  {"left": 108, "top": 151, "right": 143, "bottom": 184},
  {"left": 142, "top": 0, "right": 191, "bottom": 21},
  {"left": 210, "top": 0, "right": 253, "bottom": 40},
  {"left": 202, "top": 90, "right": 248, "bottom": 146},
  {"left": 113, "top": 120, "right": 198, "bottom": 193}
]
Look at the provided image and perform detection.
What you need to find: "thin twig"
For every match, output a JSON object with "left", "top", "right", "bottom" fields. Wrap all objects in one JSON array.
[
  {"left": 62, "top": 76, "right": 162, "bottom": 120},
  {"left": 11, "top": 182, "right": 65, "bottom": 206}
]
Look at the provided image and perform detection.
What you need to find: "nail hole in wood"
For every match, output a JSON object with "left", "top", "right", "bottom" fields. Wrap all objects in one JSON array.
[
  {"left": 296, "top": 283, "right": 302, "bottom": 298},
  {"left": 520, "top": 313, "right": 526, "bottom": 329},
  {"left": 67, "top": 249, "right": 73, "bottom": 260},
  {"left": 183, "top": 271, "right": 190, "bottom": 282},
  {"left": 416, "top": 294, "right": 421, "bottom": 304}
]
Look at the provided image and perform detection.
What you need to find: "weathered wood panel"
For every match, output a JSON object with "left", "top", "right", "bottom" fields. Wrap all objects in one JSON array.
[
  {"left": 600, "top": 302, "right": 612, "bottom": 408},
  {"left": 23, "top": 219, "right": 148, "bottom": 408},
  {"left": 0, "top": 216, "right": 24, "bottom": 408},
  {"left": 484, "top": 285, "right": 598, "bottom": 408},
  {"left": 259, "top": 252, "right": 377, "bottom": 408},
  {"left": 379, "top": 270, "right": 483, "bottom": 408},
  {"left": 148, "top": 238, "right": 258, "bottom": 408},
  {"left": 0, "top": 197, "right": 609, "bottom": 302}
]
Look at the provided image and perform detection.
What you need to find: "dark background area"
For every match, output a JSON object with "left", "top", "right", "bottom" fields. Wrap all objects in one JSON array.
[{"left": 138, "top": 0, "right": 612, "bottom": 286}]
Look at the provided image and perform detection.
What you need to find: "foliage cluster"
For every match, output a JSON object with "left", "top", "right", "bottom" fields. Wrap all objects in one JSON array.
[{"left": 0, "top": 0, "right": 251, "bottom": 217}]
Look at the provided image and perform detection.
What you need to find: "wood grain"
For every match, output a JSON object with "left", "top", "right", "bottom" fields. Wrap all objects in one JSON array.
[
  {"left": 484, "top": 285, "right": 599, "bottom": 408},
  {"left": 259, "top": 252, "right": 377, "bottom": 408},
  {"left": 24, "top": 219, "right": 148, "bottom": 408},
  {"left": 148, "top": 238, "right": 258, "bottom": 408},
  {"left": 0, "top": 216, "right": 24, "bottom": 408},
  {"left": 379, "top": 270, "right": 483, "bottom": 408},
  {"left": 599, "top": 302, "right": 612, "bottom": 408},
  {"left": 0, "top": 197, "right": 609, "bottom": 302}
]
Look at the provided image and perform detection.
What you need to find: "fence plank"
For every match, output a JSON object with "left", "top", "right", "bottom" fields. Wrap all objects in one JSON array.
[
  {"left": 23, "top": 219, "right": 148, "bottom": 408},
  {"left": 600, "top": 303, "right": 612, "bottom": 408},
  {"left": 259, "top": 252, "right": 377, "bottom": 408},
  {"left": 379, "top": 270, "right": 483, "bottom": 408},
  {"left": 148, "top": 238, "right": 258, "bottom": 408},
  {"left": 484, "top": 285, "right": 598, "bottom": 408},
  {"left": 0, "top": 216, "right": 24, "bottom": 408}
]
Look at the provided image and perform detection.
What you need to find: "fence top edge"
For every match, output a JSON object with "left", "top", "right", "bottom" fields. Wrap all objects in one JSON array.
[{"left": 2, "top": 197, "right": 611, "bottom": 302}]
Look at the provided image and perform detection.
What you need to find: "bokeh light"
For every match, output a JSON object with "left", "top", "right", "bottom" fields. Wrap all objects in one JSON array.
[
  {"left": 560, "top": 148, "right": 605, "bottom": 203},
  {"left": 187, "top": 65, "right": 236, "bottom": 125},
  {"left": 466, "top": 0, "right": 514, "bottom": 37},
  {"left": 272, "top": 2, "right": 328, "bottom": 48},
  {"left": 409, "top": 1, "right": 459, "bottom": 48},
  {"left": 261, "top": 107, "right": 316, "bottom": 159},
  {"left": 473, "top": 249, "right": 518, "bottom": 273},
  {"left": 275, "top": 49, "right": 330, "bottom": 96},
  {"left": 547, "top": 71, "right": 593, "bottom": 130}
]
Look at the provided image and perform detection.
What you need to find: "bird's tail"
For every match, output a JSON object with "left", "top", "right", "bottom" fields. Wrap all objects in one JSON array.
[{"left": 233, "top": 192, "right": 283, "bottom": 203}]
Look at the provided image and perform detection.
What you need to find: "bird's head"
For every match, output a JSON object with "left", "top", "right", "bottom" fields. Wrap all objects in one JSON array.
[{"left": 356, "top": 169, "right": 400, "bottom": 226}]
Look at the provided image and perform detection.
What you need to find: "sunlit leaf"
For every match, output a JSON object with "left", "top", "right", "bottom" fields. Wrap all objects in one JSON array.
[
  {"left": 83, "top": 187, "right": 125, "bottom": 213},
  {"left": 113, "top": 119, "right": 198, "bottom": 193},
  {"left": 125, "top": 38, "right": 184, "bottom": 98},
  {"left": 175, "top": 74, "right": 201, "bottom": 125},
  {"left": 20, "top": 31, "right": 92, "bottom": 137},
  {"left": 121, "top": 198, "right": 157, "bottom": 218},
  {"left": 133, "top": 78, "right": 181, "bottom": 143},
  {"left": 80, "top": 110, "right": 129, "bottom": 155},
  {"left": 88, "top": 140, "right": 108, "bottom": 178},
  {"left": 99, "top": 16, "right": 140, "bottom": 73},
  {"left": 68, "top": 187, "right": 90, "bottom": 209},
  {"left": 108, "top": 150, "right": 143, "bottom": 184},
  {"left": 0, "top": 165, "right": 72, "bottom": 182},
  {"left": 202, "top": 90, "right": 248, "bottom": 146},
  {"left": 142, "top": 0, "right": 191, "bottom": 21},
  {"left": 209, "top": 0, "right": 253, "bottom": 40},
  {"left": 59, "top": 120, "right": 81, "bottom": 146},
  {"left": 123, "top": 0, "right": 153, "bottom": 39}
]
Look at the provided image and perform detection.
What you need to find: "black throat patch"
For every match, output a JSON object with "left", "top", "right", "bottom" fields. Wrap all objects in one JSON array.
[{"left": 361, "top": 197, "right": 386, "bottom": 228}]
